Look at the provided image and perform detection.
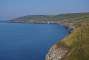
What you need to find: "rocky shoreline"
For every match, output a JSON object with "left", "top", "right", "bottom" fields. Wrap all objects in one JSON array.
[
  {"left": 46, "top": 44, "right": 69, "bottom": 60},
  {"left": 45, "top": 22, "right": 74, "bottom": 60}
]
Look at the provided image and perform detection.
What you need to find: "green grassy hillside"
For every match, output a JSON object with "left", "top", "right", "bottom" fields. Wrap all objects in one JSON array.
[{"left": 57, "top": 22, "right": 89, "bottom": 60}]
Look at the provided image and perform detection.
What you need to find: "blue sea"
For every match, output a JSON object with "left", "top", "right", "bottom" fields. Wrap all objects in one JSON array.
[{"left": 0, "top": 23, "right": 69, "bottom": 60}]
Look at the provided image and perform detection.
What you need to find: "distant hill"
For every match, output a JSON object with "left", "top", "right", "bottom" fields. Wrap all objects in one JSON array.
[
  {"left": 9, "top": 15, "right": 56, "bottom": 23},
  {"left": 9, "top": 12, "right": 89, "bottom": 23}
]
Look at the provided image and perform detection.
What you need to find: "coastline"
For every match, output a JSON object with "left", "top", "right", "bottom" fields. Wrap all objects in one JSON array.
[
  {"left": 7, "top": 20, "right": 89, "bottom": 60},
  {"left": 7, "top": 21, "right": 74, "bottom": 60},
  {"left": 46, "top": 21, "right": 89, "bottom": 60},
  {"left": 7, "top": 12, "right": 89, "bottom": 60},
  {"left": 45, "top": 22, "right": 74, "bottom": 60},
  {"left": 6, "top": 21, "right": 73, "bottom": 60}
]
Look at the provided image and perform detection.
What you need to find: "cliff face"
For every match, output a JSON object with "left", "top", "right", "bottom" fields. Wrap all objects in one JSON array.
[
  {"left": 46, "top": 22, "right": 89, "bottom": 60},
  {"left": 46, "top": 45, "right": 68, "bottom": 60}
]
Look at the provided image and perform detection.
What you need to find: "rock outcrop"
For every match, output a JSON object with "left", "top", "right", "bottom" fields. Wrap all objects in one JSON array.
[{"left": 46, "top": 45, "right": 68, "bottom": 60}]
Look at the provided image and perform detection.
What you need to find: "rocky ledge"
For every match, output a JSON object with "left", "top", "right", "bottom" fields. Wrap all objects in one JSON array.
[{"left": 46, "top": 44, "right": 69, "bottom": 60}]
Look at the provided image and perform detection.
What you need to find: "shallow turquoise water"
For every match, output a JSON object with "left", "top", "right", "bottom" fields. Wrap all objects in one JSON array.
[{"left": 0, "top": 23, "right": 69, "bottom": 60}]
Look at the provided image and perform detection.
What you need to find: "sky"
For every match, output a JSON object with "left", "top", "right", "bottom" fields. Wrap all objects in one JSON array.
[{"left": 0, "top": 0, "right": 89, "bottom": 20}]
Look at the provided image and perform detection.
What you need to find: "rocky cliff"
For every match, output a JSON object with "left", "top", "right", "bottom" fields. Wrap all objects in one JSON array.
[{"left": 46, "top": 21, "right": 89, "bottom": 60}]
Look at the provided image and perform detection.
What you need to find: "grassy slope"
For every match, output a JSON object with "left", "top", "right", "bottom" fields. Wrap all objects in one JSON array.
[{"left": 57, "top": 14, "right": 89, "bottom": 60}]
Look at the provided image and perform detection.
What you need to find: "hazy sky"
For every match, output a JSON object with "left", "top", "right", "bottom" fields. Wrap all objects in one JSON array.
[{"left": 0, "top": 0, "right": 89, "bottom": 20}]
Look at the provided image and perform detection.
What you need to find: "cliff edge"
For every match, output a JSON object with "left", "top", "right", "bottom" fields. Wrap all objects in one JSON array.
[{"left": 46, "top": 14, "right": 89, "bottom": 60}]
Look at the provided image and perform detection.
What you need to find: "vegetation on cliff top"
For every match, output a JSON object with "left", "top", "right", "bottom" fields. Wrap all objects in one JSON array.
[{"left": 57, "top": 15, "right": 89, "bottom": 60}]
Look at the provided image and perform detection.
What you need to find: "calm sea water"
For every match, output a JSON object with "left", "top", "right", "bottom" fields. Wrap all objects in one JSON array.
[{"left": 0, "top": 23, "right": 69, "bottom": 60}]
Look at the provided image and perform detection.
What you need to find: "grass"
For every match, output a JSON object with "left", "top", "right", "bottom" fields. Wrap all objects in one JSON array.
[{"left": 57, "top": 20, "right": 89, "bottom": 60}]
